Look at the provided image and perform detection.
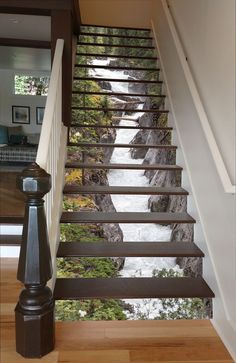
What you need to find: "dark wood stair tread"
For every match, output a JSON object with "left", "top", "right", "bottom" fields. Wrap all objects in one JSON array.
[
  {"left": 80, "top": 32, "right": 153, "bottom": 40},
  {"left": 65, "top": 162, "right": 182, "bottom": 171},
  {"left": 81, "top": 24, "right": 151, "bottom": 31},
  {"left": 77, "top": 53, "right": 158, "bottom": 60},
  {"left": 78, "top": 42, "right": 155, "bottom": 49},
  {"left": 63, "top": 185, "right": 188, "bottom": 195},
  {"left": 74, "top": 77, "right": 162, "bottom": 84},
  {"left": 60, "top": 212, "right": 196, "bottom": 224},
  {"left": 72, "top": 91, "right": 165, "bottom": 98},
  {"left": 76, "top": 64, "right": 159, "bottom": 72},
  {"left": 54, "top": 277, "right": 214, "bottom": 300},
  {"left": 0, "top": 216, "right": 23, "bottom": 224},
  {"left": 70, "top": 124, "right": 172, "bottom": 131},
  {"left": 68, "top": 142, "right": 176, "bottom": 149},
  {"left": 0, "top": 234, "right": 22, "bottom": 245},
  {"left": 57, "top": 241, "right": 204, "bottom": 258},
  {"left": 72, "top": 107, "right": 168, "bottom": 113}
]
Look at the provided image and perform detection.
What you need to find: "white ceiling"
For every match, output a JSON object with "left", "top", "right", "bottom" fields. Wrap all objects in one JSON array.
[
  {"left": 0, "top": 14, "right": 51, "bottom": 71},
  {"left": 0, "top": 14, "right": 50, "bottom": 41}
]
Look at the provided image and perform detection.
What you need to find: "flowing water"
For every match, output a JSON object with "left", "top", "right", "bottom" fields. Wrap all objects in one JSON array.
[{"left": 90, "top": 60, "right": 179, "bottom": 318}]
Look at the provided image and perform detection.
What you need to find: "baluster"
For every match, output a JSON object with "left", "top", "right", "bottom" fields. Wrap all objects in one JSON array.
[{"left": 15, "top": 163, "right": 55, "bottom": 358}]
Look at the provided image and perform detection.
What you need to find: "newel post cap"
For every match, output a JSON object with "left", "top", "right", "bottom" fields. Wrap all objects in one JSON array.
[{"left": 17, "top": 162, "right": 51, "bottom": 197}]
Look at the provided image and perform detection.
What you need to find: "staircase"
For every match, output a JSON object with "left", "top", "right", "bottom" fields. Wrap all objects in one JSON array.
[{"left": 54, "top": 25, "right": 214, "bottom": 308}]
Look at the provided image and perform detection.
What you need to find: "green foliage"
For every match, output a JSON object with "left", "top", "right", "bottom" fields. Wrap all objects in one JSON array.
[
  {"left": 126, "top": 269, "right": 208, "bottom": 320},
  {"left": 57, "top": 220, "right": 127, "bottom": 321},
  {"left": 14, "top": 75, "right": 49, "bottom": 95},
  {"left": 57, "top": 256, "right": 118, "bottom": 278},
  {"left": 56, "top": 299, "right": 127, "bottom": 321},
  {"left": 60, "top": 224, "right": 104, "bottom": 243},
  {"left": 65, "top": 169, "right": 82, "bottom": 185},
  {"left": 63, "top": 196, "right": 95, "bottom": 211},
  {"left": 153, "top": 268, "right": 207, "bottom": 320}
]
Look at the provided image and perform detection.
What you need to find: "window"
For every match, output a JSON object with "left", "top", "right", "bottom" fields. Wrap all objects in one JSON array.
[{"left": 14, "top": 75, "right": 49, "bottom": 96}]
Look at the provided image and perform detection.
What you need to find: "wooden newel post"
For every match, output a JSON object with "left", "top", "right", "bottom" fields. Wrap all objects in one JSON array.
[{"left": 15, "top": 163, "right": 55, "bottom": 358}]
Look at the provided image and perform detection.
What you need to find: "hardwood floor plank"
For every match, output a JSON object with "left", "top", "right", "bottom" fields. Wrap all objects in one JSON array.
[
  {"left": 129, "top": 339, "right": 232, "bottom": 361},
  {"left": 58, "top": 350, "right": 130, "bottom": 363},
  {"left": 0, "top": 260, "right": 233, "bottom": 363},
  {"left": 0, "top": 171, "right": 25, "bottom": 218}
]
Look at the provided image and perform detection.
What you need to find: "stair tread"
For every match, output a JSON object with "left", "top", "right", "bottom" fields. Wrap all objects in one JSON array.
[
  {"left": 63, "top": 185, "right": 188, "bottom": 195},
  {"left": 60, "top": 212, "right": 196, "bottom": 224},
  {"left": 76, "top": 64, "right": 159, "bottom": 71},
  {"left": 68, "top": 142, "right": 176, "bottom": 149},
  {"left": 81, "top": 24, "right": 151, "bottom": 31},
  {"left": 54, "top": 277, "right": 214, "bottom": 299},
  {"left": 0, "top": 234, "right": 22, "bottom": 245},
  {"left": 0, "top": 216, "right": 23, "bottom": 224},
  {"left": 72, "top": 107, "right": 168, "bottom": 113},
  {"left": 65, "top": 162, "right": 182, "bottom": 170},
  {"left": 80, "top": 32, "right": 153, "bottom": 40},
  {"left": 72, "top": 91, "right": 165, "bottom": 97},
  {"left": 78, "top": 42, "right": 155, "bottom": 49},
  {"left": 74, "top": 77, "right": 162, "bottom": 84},
  {"left": 57, "top": 241, "right": 204, "bottom": 258},
  {"left": 77, "top": 53, "right": 158, "bottom": 60}
]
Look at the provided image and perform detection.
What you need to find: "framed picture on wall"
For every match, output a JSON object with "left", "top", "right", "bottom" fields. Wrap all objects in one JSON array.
[
  {"left": 36, "top": 107, "right": 45, "bottom": 125},
  {"left": 12, "top": 106, "right": 30, "bottom": 124}
]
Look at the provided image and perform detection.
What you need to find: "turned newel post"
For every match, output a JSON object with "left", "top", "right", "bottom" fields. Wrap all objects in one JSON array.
[{"left": 15, "top": 163, "right": 55, "bottom": 358}]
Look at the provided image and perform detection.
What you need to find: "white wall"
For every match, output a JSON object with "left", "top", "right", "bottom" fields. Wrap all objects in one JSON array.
[
  {"left": 0, "top": 69, "right": 49, "bottom": 134},
  {"left": 168, "top": 0, "right": 235, "bottom": 184},
  {"left": 150, "top": 0, "right": 236, "bottom": 359},
  {"left": 79, "top": 0, "right": 152, "bottom": 28}
]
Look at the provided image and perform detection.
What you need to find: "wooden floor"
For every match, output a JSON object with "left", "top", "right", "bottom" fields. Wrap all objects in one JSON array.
[
  {"left": 0, "top": 259, "right": 233, "bottom": 363},
  {"left": 0, "top": 171, "right": 25, "bottom": 218}
]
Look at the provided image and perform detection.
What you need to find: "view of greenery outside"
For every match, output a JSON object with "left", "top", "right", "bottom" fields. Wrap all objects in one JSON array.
[
  {"left": 14, "top": 75, "right": 49, "bottom": 95},
  {"left": 56, "top": 26, "right": 207, "bottom": 322}
]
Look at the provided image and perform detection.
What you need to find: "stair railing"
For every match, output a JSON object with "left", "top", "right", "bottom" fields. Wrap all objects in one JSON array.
[
  {"left": 36, "top": 38, "right": 67, "bottom": 273},
  {"left": 15, "top": 38, "right": 67, "bottom": 358}
]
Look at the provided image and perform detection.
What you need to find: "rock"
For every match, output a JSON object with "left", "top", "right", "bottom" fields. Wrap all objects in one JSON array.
[
  {"left": 171, "top": 222, "right": 193, "bottom": 242},
  {"left": 130, "top": 98, "right": 172, "bottom": 160},
  {"left": 95, "top": 193, "right": 124, "bottom": 270},
  {"left": 171, "top": 223, "right": 202, "bottom": 278},
  {"left": 130, "top": 130, "right": 150, "bottom": 158},
  {"left": 124, "top": 69, "right": 146, "bottom": 79},
  {"left": 98, "top": 80, "right": 112, "bottom": 90},
  {"left": 149, "top": 195, "right": 169, "bottom": 212},
  {"left": 144, "top": 149, "right": 176, "bottom": 181},
  {"left": 177, "top": 256, "right": 202, "bottom": 278},
  {"left": 100, "top": 131, "right": 116, "bottom": 163},
  {"left": 168, "top": 195, "right": 187, "bottom": 213},
  {"left": 128, "top": 81, "right": 147, "bottom": 95}
]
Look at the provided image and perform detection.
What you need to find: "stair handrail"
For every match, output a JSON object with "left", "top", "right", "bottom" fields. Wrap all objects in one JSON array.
[
  {"left": 36, "top": 38, "right": 67, "bottom": 272},
  {"left": 161, "top": 0, "right": 235, "bottom": 194}
]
